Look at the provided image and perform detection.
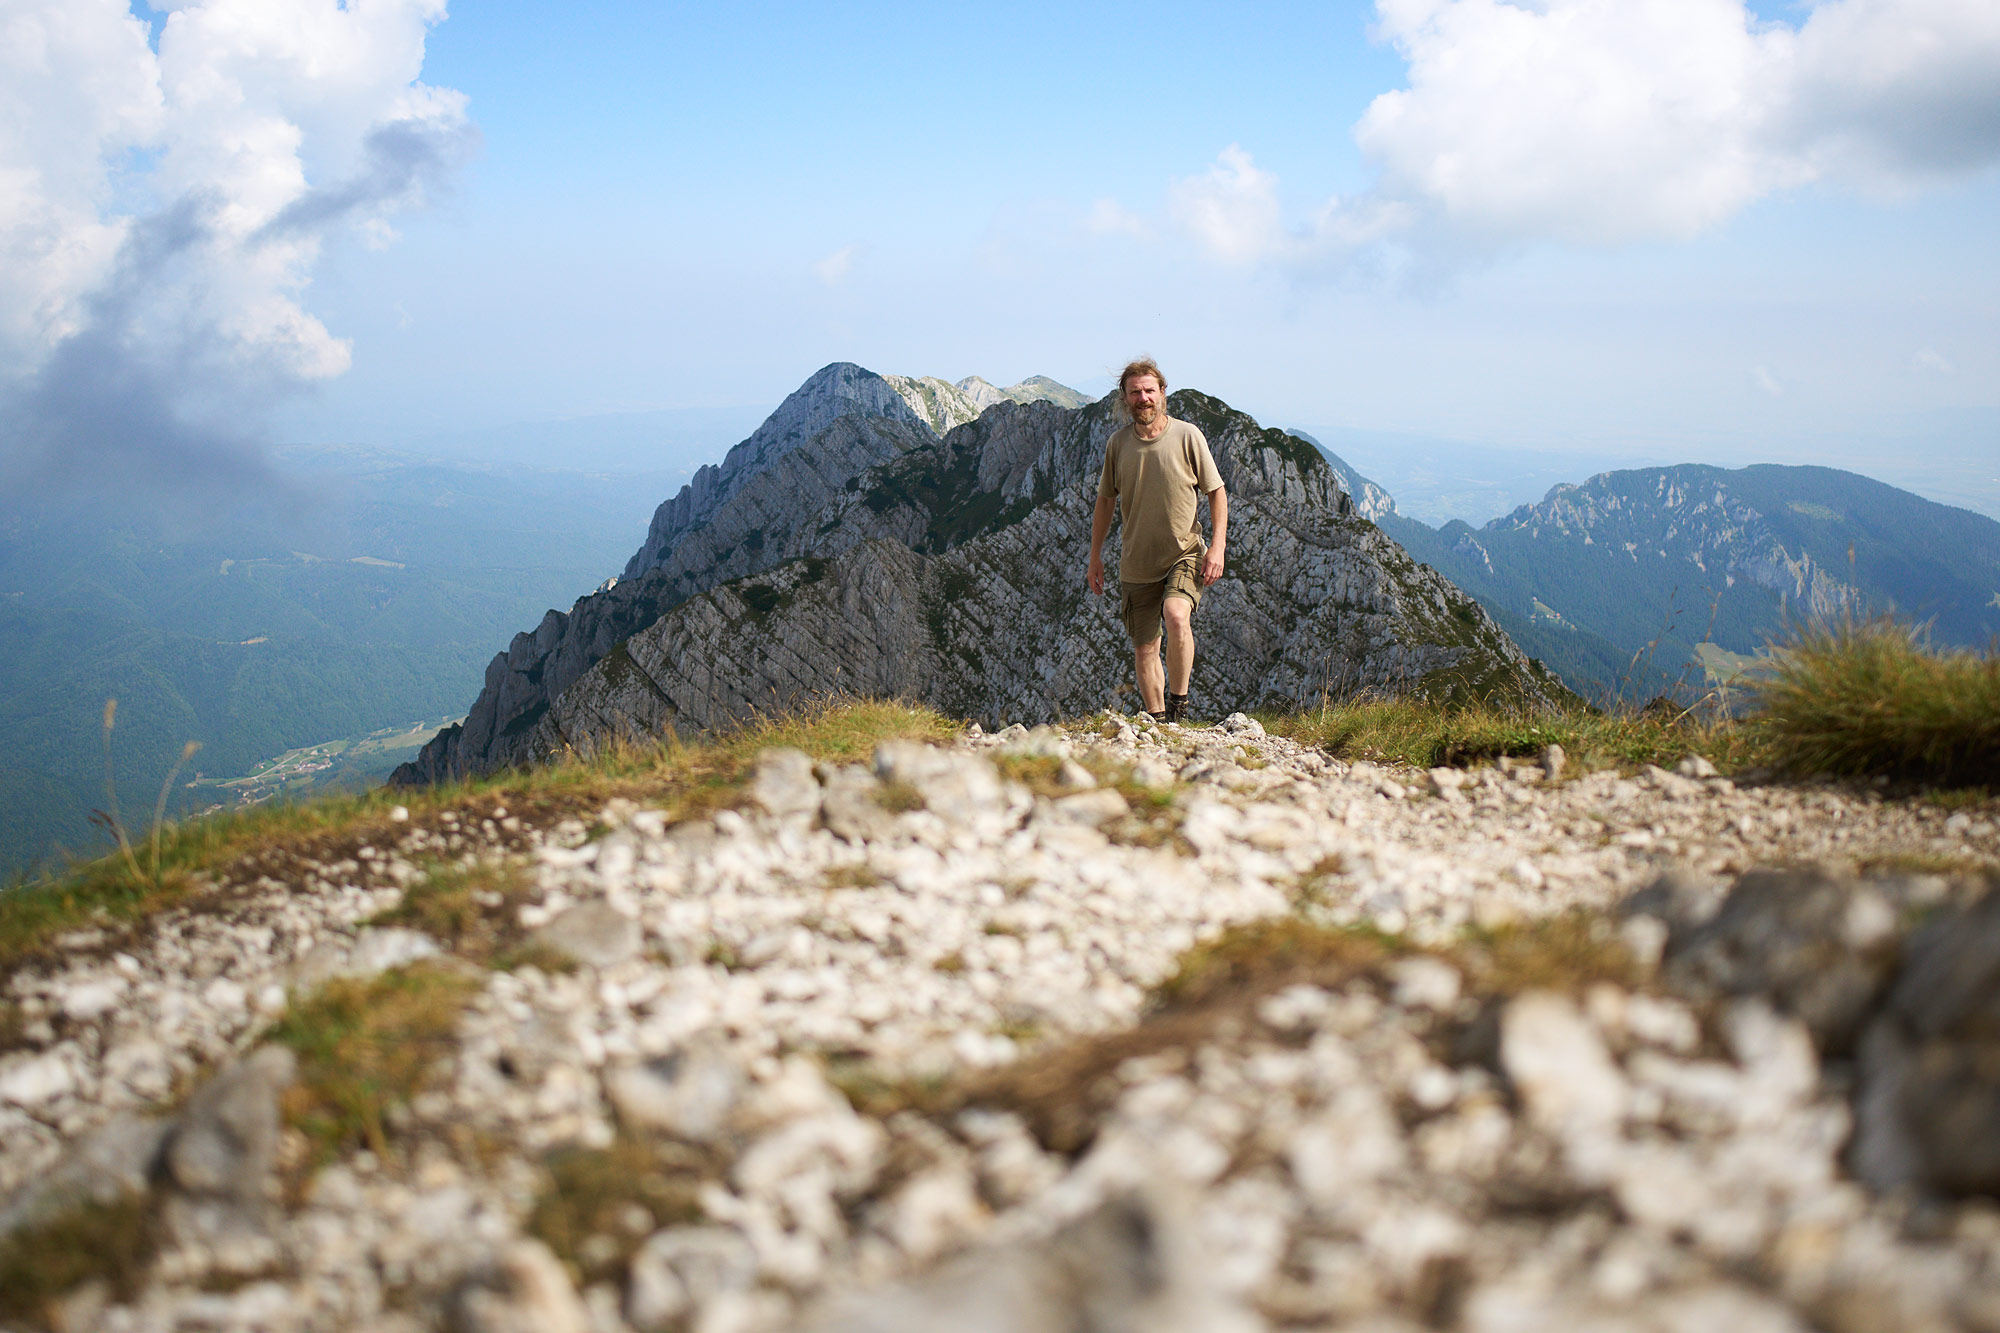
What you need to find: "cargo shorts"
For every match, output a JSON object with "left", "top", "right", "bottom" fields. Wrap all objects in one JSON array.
[{"left": 1120, "top": 552, "right": 1203, "bottom": 647}]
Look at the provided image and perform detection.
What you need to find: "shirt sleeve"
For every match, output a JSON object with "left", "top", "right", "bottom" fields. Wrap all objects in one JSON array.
[
  {"left": 1097, "top": 437, "right": 1119, "bottom": 501},
  {"left": 1188, "top": 427, "right": 1225, "bottom": 493}
]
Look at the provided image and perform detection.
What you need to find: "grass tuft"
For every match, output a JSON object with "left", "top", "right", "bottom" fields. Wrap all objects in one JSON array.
[
  {"left": 1265, "top": 697, "right": 1742, "bottom": 774},
  {"left": 268, "top": 962, "right": 479, "bottom": 1172},
  {"left": 0, "top": 1192, "right": 161, "bottom": 1324},
  {"left": 1747, "top": 619, "right": 2000, "bottom": 786},
  {"left": 526, "top": 1135, "right": 716, "bottom": 1285},
  {"left": 368, "top": 860, "right": 534, "bottom": 963}
]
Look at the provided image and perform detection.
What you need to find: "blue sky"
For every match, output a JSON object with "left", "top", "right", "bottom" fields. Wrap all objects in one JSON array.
[{"left": 4, "top": 0, "right": 1996, "bottom": 517}]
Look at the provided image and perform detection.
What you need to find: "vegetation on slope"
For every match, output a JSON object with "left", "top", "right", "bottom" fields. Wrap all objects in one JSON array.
[
  {"left": 5, "top": 619, "right": 1993, "bottom": 974},
  {"left": 0, "top": 700, "right": 958, "bottom": 972},
  {"left": 1748, "top": 618, "right": 2000, "bottom": 787}
]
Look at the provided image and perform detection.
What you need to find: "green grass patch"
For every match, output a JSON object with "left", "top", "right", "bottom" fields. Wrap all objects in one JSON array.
[
  {"left": 367, "top": 859, "right": 535, "bottom": 964},
  {"left": 1264, "top": 697, "right": 1743, "bottom": 774},
  {"left": 268, "top": 962, "right": 479, "bottom": 1173},
  {"left": 0, "top": 1192, "right": 161, "bottom": 1325},
  {"left": 526, "top": 1135, "right": 716, "bottom": 1286},
  {"left": 1747, "top": 620, "right": 2000, "bottom": 786},
  {"left": 824, "top": 863, "right": 884, "bottom": 890}
]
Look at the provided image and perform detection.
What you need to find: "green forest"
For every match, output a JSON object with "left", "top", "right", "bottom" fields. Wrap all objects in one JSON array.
[{"left": 0, "top": 450, "right": 675, "bottom": 880}]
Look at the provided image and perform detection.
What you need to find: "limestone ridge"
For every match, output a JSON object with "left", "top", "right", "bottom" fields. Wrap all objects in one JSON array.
[
  {"left": 1283, "top": 428, "right": 1399, "bottom": 523},
  {"left": 623, "top": 363, "right": 931, "bottom": 579},
  {"left": 392, "top": 365, "right": 1086, "bottom": 786},
  {"left": 400, "top": 384, "right": 1562, "bottom": 781},
  {"left": 397, "top": 364, "right": 942, "bottom": 786}
]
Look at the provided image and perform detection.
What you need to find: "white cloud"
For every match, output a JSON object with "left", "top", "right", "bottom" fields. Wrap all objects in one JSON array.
[
  {"left": 814, "top": 244, "right": 859, "bottom": 286},
  {"left": 1085, "top": 197, "right": 1149, "bottom": 240},
  {"left": 1168, "top": 146, "right": 1287, "bottom": 263},
  {"left": 0, "top": 0, "right": 472, "bottom": 495},
  {"left": 1170, "top": 0, "right": 2000, "bottom": 266},
  {"left": 1915, "top": 347, "right": 1955, "bottom": 373},
  {"left": 1356, "top": 0, "right": 2000, "bottom": 245},
  {"left": 1754, "top": 366, "right": 1785, "bottom": 396}
]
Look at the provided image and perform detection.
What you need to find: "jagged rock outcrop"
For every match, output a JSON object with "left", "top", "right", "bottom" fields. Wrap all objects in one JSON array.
[
  {"left": 1282, "top": 428, "right": 1398, "bottom": 522},
  {"left": 396, "top": 367, "right": 1565, "bottom": 784}
]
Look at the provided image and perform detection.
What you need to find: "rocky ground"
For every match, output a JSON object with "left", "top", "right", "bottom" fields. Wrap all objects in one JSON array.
[{"left": 3, "top": 715, "right": 1998, "bottom": 1332}]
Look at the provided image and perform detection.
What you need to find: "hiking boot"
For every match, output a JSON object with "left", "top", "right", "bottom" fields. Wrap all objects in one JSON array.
[{"left": 1164, "top": 692, "right": 1189, "bottom": 724}]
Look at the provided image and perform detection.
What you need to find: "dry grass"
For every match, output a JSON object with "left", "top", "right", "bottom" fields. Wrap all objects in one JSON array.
[
  {"left": 1265, "top": 697, "right": 1745, "bottom": 775},
  {"left": 1748, "top": 619, "right": 2000, "bottom": 786},
  {"left": 0, "top": 1192, "right": 160, "bottom": 1325},
  {"left": 526, "top": 1135, "right": 717, "bottom": 1286},
  {"left": 367, "top": 859, "right": 536, "bottom": 965},
  {"left": 0, "top": 699, "right": 956, "bottom": 976},
  {"left": 268, "top": 962, "right": 480, "bottom": 1173},
  {"left": 844, "top": 912, "right": 1644, "bottom": 1156}
]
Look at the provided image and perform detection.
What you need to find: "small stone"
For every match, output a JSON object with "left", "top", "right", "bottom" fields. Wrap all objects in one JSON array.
[
  {"left": 390, "top": 805, "right": 410, "bottom": 822},
  {"left": 0, "top": 1052, "right": 75, "bottom": 1109},
  {"left": 751, "top": 748, "right": 821, "bottom": 821},
  {"left": 604, "top": 1045, "right": 745, "bottom": 1145},
  {"left": 1390, "top": 957, "right": 1463, "bottom": 1012},
  {"left": 1056, "top": 759, "right": 1097, "bottom": 790},
  {"left": 879, "top": 1161, "right": 986, "bottom": 1262},
  {"left": 59, "top": 978, "right": 125, "bottom": 1022},
  {"left": 451, "top": 1238, "right": 591, "bottom": 1333},
  {"left": 1676, "top": 754, "right": 1720, "bottom": 780},
  {"left": 1501, "top": 992, "right": 1626, "bottom": 1137},
  {"left": 1220, "top": 713, "right": 1265, "bottom": 738},
  {"left": 533, "top": 902, "right": 641, "bottom": 970},
  {"left": 1540, "top": 743, "right": 1566, "bottom": 781},
  {"left": 625, "top": 1227, "right": 759, "bottom": 1333},
  {"left": 1049, "top": 788, "right": 1128, "bottom": 826},
  {"left": 1426, "top": 767, "right": 1468, "bottom": 792},
  {"left": 164, "top": 1045, "right": 296, "bottom": 1203}
]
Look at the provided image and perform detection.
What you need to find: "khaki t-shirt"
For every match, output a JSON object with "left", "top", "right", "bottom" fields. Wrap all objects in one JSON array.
[{"left": 1097, "top": 418, "right": 1226, "bottom": 583}]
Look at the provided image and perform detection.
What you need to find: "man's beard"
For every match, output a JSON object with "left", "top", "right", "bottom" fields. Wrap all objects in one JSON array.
[{"left": 1130, "top": 402, "right": 1160, "bottom": 425}]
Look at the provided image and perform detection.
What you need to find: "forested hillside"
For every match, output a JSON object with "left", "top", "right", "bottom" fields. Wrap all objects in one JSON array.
[{"left": 0, "top": 450, "right": 675, "bottom": 879}]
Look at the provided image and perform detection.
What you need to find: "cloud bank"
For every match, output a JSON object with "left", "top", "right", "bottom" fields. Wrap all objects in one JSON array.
[
  {"left": 0, "top": 0, "right": 472, "bottom": 497},
  {"left": 1174, "top": 0, "right": 2000, "bottom": 264}
]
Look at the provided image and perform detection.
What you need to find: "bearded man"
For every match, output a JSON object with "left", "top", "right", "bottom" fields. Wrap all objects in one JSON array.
[{"left": 1086, "top": 358, "right": 1228, "bottom": 724}]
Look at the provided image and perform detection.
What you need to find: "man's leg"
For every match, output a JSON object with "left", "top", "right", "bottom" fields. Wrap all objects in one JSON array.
[
  {"left": 1134, "top": 637, "right": 1165, "bottom": 714},
  {"left": 1163, "top": 595, "right": 1195, "bottom": 696}
]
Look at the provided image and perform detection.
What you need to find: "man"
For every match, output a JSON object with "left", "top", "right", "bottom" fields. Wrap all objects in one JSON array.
[{"left": 1087, "top": 358, "right": 1227, "bottom": 724}]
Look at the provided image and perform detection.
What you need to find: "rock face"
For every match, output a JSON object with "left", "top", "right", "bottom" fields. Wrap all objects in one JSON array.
[{"left": 397, "top": 365, "right": 1564, "bottom": 785}]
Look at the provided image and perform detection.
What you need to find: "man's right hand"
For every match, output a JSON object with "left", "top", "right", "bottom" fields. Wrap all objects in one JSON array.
[{"left": 1087, "top": 553, "right": 1105, "bottom": 596}]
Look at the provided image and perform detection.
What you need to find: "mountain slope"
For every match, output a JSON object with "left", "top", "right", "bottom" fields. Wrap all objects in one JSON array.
[
  {"left": 1387, "top": 464, "right": 2000, "bottom": 700},
  {"left": 397, "top": 376, "right": 1566, "bottom": 782},
  {"left": 0, "top": 457, "right": 670, "bottom": 878}
]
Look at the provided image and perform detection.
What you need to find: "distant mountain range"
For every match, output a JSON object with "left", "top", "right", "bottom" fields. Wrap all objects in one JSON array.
[{"left": 1375, "top": 464, "right": 2000, "bottom": 702}]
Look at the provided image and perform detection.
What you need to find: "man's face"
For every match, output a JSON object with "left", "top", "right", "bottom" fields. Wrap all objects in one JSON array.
[{"left": 1123, "top": 374, "right": 1163, "bottom": 424}]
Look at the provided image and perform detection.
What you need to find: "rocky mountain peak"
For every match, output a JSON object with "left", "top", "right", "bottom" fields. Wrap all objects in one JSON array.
[{"left": 393, "top": 366, "right": 1566, "bottom": 786}]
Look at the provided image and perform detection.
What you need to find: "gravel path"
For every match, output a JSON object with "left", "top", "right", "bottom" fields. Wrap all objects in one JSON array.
[{"left": 2, "top": 715, "right": 1995, "bottom": 1332}]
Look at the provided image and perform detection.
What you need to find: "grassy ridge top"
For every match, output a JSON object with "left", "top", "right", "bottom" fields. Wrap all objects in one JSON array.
[{"left": 4, "top": 621, "right": 1993, "bottom": 978}]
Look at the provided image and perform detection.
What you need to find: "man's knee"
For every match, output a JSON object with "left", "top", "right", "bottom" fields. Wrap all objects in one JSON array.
[
  {"left": 1134, "top": 637, "right": 1162, "bottom": 658},
  {"left": 1162, "top": 596, "right": 1194, "bottom": 633}
]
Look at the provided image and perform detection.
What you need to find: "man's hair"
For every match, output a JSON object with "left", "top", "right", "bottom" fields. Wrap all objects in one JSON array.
[{"left": 1118, "top": 358, "right": 1166, "bottom": 395}]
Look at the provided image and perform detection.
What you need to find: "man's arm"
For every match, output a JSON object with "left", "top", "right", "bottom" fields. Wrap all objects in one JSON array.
[
  {"left": 1087, "top": 492, "right": 1116, "bottom": 595},
  {"left": 1201, "top": 487, "right": 1227, "bottom": 586}
]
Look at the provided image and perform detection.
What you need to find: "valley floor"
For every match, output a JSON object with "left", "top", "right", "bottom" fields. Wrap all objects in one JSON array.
[{"left": 2, "top": 715, "right": 1997, "bottom": 1331}]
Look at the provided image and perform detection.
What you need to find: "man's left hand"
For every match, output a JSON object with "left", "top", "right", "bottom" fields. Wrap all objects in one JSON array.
[{"left": 1200, "top": 548, "right": 1225, "bottom": 586}]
